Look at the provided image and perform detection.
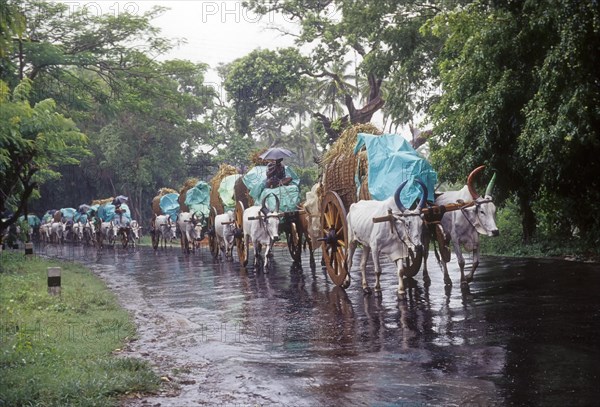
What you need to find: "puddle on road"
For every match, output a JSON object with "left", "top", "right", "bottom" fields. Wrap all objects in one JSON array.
[{"left": 43, "top": 244, "right": 600, "bottom": 406}]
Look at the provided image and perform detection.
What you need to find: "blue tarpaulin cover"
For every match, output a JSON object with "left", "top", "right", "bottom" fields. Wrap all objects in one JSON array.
[
  {"left": 97, "top": 203, "right": 132, "bottom": 223},
  {"left": 185, "top": 181, "right": 211, "bottom": 217},
  {"left": 354, "top": 133, "right": 437, "bottom": 207},
  {"left": 60, "top": 208, "right": 77, "bottom": 220},
  {"left": 159, "top": 193, "right": 180, "bottom": 221},
  {"left": 87, "top": 205, "right": 99, "bottom": 217},
  {"left": 242, "top": 165, "right": 300, "bottom": 204},
  {"left": 259, "top": 185, "right": 301, "bottom": 213},
  {"left": 218, "top": 174, "right": 241, "bottom": 212},
  {"left": 97, "top": 204, "right": 115, "bottom": 222},
  {"left": 18, "top": 214, "right": 41, "bottom": 227}
]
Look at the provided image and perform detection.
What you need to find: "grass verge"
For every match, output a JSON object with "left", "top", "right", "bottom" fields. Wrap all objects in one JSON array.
[{"left": 0, "top": 252, "right": 159, "bottom": 406}]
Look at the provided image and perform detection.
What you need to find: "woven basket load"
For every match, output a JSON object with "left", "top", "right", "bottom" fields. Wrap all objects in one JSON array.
[
  {"left": 152, "top": 188, "right": 177, "bottom": 215},
  {"left": 209, "top": 164, "right": 238, "bottom": 214},
  {"left": 322, "top": 123, "right": 382, "bottom": 211},
  {"left": 178, "top": 178, "right": 199, "bottom": 213}
]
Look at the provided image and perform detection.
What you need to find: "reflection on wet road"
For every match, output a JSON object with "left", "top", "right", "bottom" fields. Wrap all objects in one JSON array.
[{"left": 43, "top": 243, "right": 600, "bottom": 406}]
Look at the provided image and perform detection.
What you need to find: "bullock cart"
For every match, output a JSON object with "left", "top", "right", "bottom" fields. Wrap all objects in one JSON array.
[
  {"left": 206, "top": 164, "right": 241, "bottom": 258},
  {"left": 232, "top": 157, "right": 306, "bottom": 267},
  {"left": 150, "top": 189, "right": 179, "bottom": 250},
  {"left": 317, "top": 124, "right": 470, "bottom": 288},
  {"left": 177, "top": 178, "right": 211, "bottom": 254}
]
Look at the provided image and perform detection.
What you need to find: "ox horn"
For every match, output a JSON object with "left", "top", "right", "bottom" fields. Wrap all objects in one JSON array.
[
  {"left": 467, "top": 165, "right": 486, "bottom": 199},
  {"left": 485, "top": 172, "right": 497, "bottom": 197},
  {"left": 274, "top": 194, "right": 280, "bottom": 213},
  {"left": 260, "top": 194, "right": 270, "bottom": 217},
  {"left": 415, "top": 178, "right": 428, "bottom": 209},
  {"left": 393, "top": 180, "right": 409, "bottom": 212}
]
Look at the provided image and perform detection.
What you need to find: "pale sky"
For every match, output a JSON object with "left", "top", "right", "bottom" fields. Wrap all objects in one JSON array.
[
  {"left": 54, "top": 1, "right": 405, "bottom": 133},
  {"left": 108, "top": 1, "right": 300, "bottom": 83}
]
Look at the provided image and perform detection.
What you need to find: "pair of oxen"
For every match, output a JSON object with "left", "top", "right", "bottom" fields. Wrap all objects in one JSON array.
[{"left": 304, "top": 166, "right": 499, "bottom": 296}]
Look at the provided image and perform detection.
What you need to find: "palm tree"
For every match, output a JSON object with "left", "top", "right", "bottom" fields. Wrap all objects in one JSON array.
[{"left": 316, "top": 60, "right": 358, "bottom": 119}]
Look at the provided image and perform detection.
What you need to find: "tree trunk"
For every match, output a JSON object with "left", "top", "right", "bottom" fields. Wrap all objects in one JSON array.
[{"left": 518, "top": 192, "right": 536, "bottom": 243}]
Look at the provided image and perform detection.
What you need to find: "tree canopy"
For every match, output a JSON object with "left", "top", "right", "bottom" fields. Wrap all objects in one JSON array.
[
  {"left": 0, "top": 78, "right": 88, "bottom": 238},
  {"left": 1, "top": 0, "right": 599, "bottom": 252},
  {"left": 425, "top": 0, "right": 600, "bottom": 242}
]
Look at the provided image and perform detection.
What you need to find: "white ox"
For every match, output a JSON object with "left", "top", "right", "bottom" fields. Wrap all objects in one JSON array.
[
  {"left": 99, "top": 221, "right": 116, "bottom": 247},
  {"left": 82, "top": 219, "right": 96, "bottom": 245},
  {"left": 347, "top": 179, "right": 428, "bottom": 296},
  {"left": 215, "top": 210, "right": 235, "bottom": 260},
  {"left": 176, "top": 212, "right": 200, "bottom": 253},
  {"left": 243, "top": 195, "right": 281, "bottom": 270},
  {"left": 130, "top": 220, "right": 141, "bottom": 246},
  {"left": 40, "top": 223, "right": 51, "bottom": 243},
  {"left": 424, "top": 166, "right": 499, "bottom": 288},
  {"left": 50, "top": 222, "right": 64, "bottom": 244},
  {"left": 72, "top": 221, "right": 84, "bottom": 244},
  {"left": 155, "top": 215, "right": 175, "bottom": 249}
]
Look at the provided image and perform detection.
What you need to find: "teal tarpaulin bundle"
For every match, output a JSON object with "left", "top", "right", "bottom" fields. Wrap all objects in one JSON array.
[
  {"left": 185, "top": 181, "right": 211, "bottom": 217},
  {"left": 159, "top": 193, "right": 180, "bottom": 221},
  {"left": 243, "top": 165, "right": 300, "bottom": 204},
  {"left": 97, "top": 203, "right": 132, "bottom": 223},
  {"left": 218, "top": 174, "right": 241, "bottom": 212},
  {"left": 259, "top": 185, "right": 301, "bottom": 213},
  {"left": 60, "top": 208, "right": 77, "bottom": 220},
  {"left": 18, "top": 214, "right": 41, "bottom": 227},
  {"left": 354, "top": 133, "right": 437, "bottom": 207}
]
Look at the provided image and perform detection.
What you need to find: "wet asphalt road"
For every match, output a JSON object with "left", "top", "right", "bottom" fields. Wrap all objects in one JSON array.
[{"left": 41, "top": 243, "right": 600, "bottom": 406}]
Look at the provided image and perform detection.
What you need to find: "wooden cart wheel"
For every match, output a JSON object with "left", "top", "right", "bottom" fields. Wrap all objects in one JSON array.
[
  {"left": 208, "top": 206, "right": 219, "bottom": 257},
  {"left": 287, "top": 221, "right": 302, "bottom": 263},
  {"left": 403, "top": 247, "right": 422, "bottom": 278},
  {"left": 320, "top": 191, "right": 349, "bottom": 288},
  {"left": 235, "top": 201, "right": 247, "bottom": 267}
]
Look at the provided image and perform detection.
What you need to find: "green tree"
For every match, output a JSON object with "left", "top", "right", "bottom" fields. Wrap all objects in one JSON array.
[
  {"left": 243, "top": 0, "right": 460, "bottom": 141},
  {"left": 0, "top": 79, "right": 88, "bottom": 241},
  {"left": 1, "top": 0, "right": 173, "bottom": 112},
  {"left": 224, "top": 48, "right": 309, "bottom": 136},
  {"left": 316, "top": 60, "right": 357, "bottom": 120},
  {"left": 425, "top": 1, "right": 600, "bottom": 244},
  {"left": 84, "top": 58, "right": 215, "bottom": 221}
]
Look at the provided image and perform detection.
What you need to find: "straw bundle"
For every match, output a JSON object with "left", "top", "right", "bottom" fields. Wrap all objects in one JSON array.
[
  {"left": 209, "top": 164, "right": 238, "bottom": 214},
  {"left": 178, "top": 178, "right": 199, "bottom": 212},
  {"left": 152, "top": 188, "right": 177, "bottom": 215},
  {"left": 92, "top": 197, "right": 114, "bottom": 206},
  {"left": 250, "top": 149, "right": 269, "bottom": 166},
  {"left": 322, "top": 123, "right": 382, "bottom": 210}
]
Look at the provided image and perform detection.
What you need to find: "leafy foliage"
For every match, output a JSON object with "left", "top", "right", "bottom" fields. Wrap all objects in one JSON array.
[
  {"left": 426, "top": 0, "right": 600, "bottom": 246},
  {"left": 0, "top": 78, "right": 88, "bottom": 240}
]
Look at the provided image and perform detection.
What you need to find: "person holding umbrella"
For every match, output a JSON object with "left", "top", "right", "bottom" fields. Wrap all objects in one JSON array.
[{"left": 261, "top": 147, "right": 294, "bottom": 188}]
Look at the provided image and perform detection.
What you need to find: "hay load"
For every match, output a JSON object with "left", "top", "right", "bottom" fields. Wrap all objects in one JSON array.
[
  {"left": 178, "top": 178, "right": 199, "bottom": 212},
  {"left": 151, "top": 188, "right": 177, "bottom": 216},
  {"left": 209, "top": 164, "right": 238, "bottom": 214},
  {"left": 92, "top": 197, "right": 114, "bottom": 206},
  {"left": 322, "top": 123, "right": 382, "bottom": 210}
]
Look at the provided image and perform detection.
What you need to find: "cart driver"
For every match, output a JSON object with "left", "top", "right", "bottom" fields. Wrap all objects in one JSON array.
[{"left": 266, "top": 158, "right": 292, "bottom": 188}]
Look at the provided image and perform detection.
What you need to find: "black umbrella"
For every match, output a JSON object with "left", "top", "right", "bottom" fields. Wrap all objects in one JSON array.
[
  {"left": 112, "top": 195, "right": 128, "bottom": 206},
  {"left": 78, "top": 204, "right": 91, "bottom": 214},
  {"left": 259, "top": 147, "right": 294, "bottom": 160}
]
